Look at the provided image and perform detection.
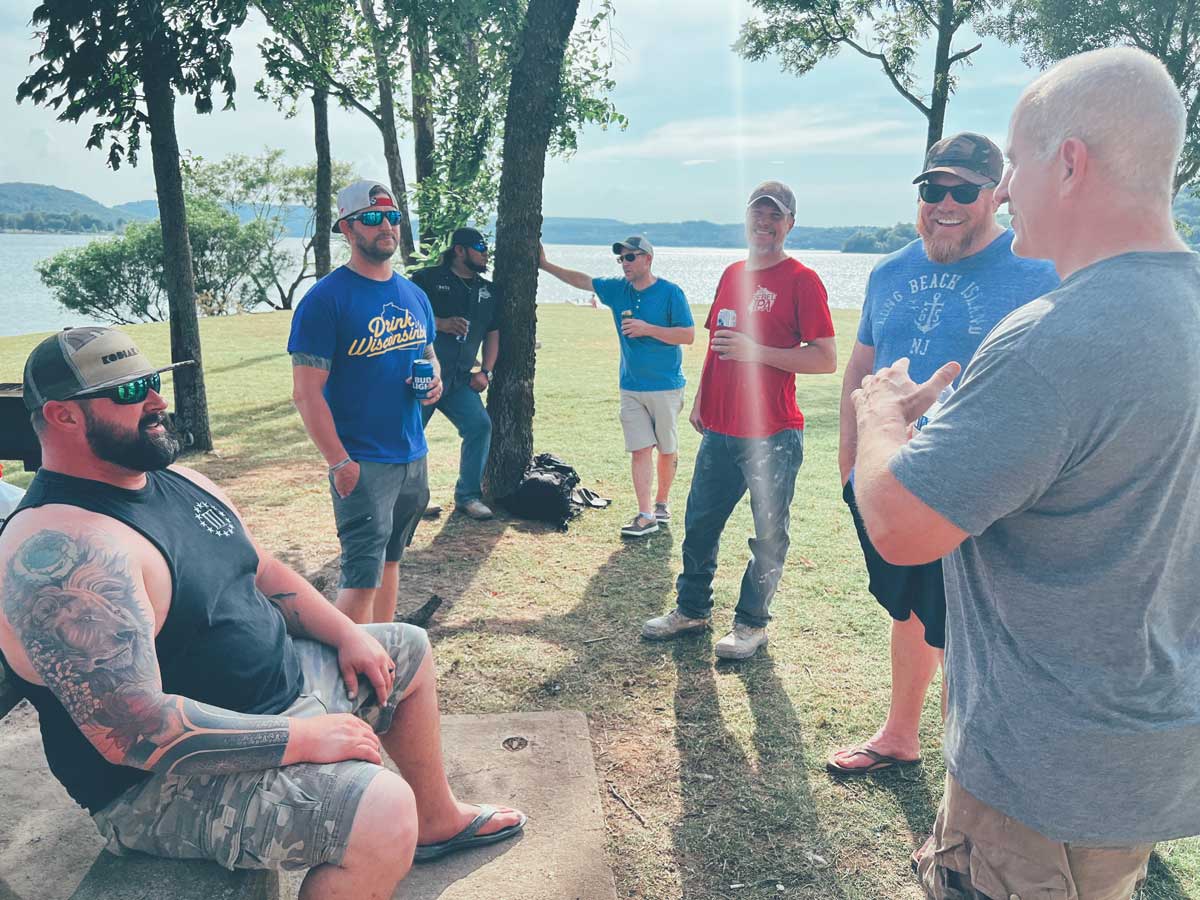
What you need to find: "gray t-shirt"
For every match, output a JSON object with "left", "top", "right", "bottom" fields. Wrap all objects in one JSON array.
[{"left": 892, "top": 251, "right": 1200, "bottom": 844}]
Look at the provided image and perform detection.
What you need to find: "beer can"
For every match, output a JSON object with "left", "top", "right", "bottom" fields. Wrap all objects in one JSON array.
[
  {"left": 411, "top": 359, "right": 435, "bottom": 399},
  {"left": 455, "top": 319, "right": 471, "bottom": 343},
  {"left": 716, "top": 308, "right": 737, "bottom": 328}
]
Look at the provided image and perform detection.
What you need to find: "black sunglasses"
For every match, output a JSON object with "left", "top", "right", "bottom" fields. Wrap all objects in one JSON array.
[
  {"left": 347, "top": 209, "right": 402, "bottom": 227},
  {"left": 918, "top": 182, "right": 988, "bottom": 205},
  {"left": 616, "top": 252, "right": 644, "bottom": 263},
  {"left": 75, "top": 372, "right": 162, "bottom": 405}
]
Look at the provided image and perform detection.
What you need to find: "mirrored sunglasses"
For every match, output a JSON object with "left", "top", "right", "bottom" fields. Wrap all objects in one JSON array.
[
  {"left": 75, "top": 372, "right": 162, "bottom": 405},
  {"left": 347, "top": 209, "right": 403, "bottom": 227}
]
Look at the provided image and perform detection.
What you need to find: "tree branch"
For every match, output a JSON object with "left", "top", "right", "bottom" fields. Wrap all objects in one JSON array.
[
  {"left": 839, "top": 33, "right": 931, "bottom": 116},
  {"left": 947, "top": 42, "right": 982, "bottom": 65}
]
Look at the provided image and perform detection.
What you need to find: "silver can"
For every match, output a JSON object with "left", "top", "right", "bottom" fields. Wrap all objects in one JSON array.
[
  {"left": 456, "top": 319, "right": 471, "bottom": 343},
  {"left": 716, "top": 308, "right": 737, "bottom": 328}
]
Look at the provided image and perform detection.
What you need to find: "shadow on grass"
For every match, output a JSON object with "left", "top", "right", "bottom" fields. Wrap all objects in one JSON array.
[
  {"left": 1140, "top": 851, "right": 1191, "bottom": 899},
  {"left": 668, "top": 638, "right": 849, "bottom": 898},
  {"left": 206, "top": 352, "right": 282, "bottom": 376}
]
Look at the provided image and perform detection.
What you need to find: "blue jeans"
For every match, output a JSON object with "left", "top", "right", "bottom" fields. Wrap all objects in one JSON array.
[
  {"left": 420, "top": 380, "right": 492, "bottom": 503},
  {"left": 675, "top": 428, "right": 804, "bottom": 628}
]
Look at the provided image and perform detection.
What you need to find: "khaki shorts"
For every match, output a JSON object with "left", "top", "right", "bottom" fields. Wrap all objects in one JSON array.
[
  {"left": 919, "top": 773, "right": 1153, "bottom": 900},
  {"left": 619, "top": 388, "right": 685, "bottom": 453},
  {"left": 93, "top": 623, "right": 429, "bottom": 872}
]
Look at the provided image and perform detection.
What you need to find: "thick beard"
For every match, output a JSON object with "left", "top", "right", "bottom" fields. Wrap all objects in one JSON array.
[
  {"left": 918, "top": 215, "right": 989, "bottom": 264},
  {"left": 353, "top": 230, "right": 397, "bottom": 263},
  {"left": 466, "top": 258, "right": 488, "bottom": 274},
  {"left": 82, "top": 405, "right": 180, "bottom": 472}
]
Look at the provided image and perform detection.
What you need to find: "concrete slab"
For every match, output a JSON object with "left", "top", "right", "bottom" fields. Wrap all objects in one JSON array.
[
  {"left": 399, "top": 711, "right": 615, "bottom": 900},
  {"left": 279, "top": 710, "right": 617, "bottom": 900}
]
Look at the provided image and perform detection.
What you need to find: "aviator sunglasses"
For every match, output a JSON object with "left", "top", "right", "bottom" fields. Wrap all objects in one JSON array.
[
  {"left": 75, "top": 372, "right": 162, "bottom": 405},
  {"left": 347, "top": 209, "right": 403, "bottom": 227},
  {"left": 616, "top": 252, "right": 644, "bottom": 263},
  {"left": 918, "top": 182, "right": 988, "bottom": 205}
]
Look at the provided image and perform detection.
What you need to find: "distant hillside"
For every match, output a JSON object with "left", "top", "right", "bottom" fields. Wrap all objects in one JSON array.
[{"left": 538, "top": 217, "right": 863, "bottom": 250}]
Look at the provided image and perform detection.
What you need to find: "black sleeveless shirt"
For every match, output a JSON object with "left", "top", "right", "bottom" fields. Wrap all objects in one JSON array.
[{"left": 0, "top": 468, "right": 302, "bottom": 813}]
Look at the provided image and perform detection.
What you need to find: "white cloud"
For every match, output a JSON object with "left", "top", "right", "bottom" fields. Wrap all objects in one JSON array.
[{"left": 581, "top": 108, "right": 921, "bottom": 163}]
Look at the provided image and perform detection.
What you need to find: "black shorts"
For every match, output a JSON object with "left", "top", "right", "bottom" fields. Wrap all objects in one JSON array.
[{"left": 842, "top": 480, "right": 945, "bottom": 649}]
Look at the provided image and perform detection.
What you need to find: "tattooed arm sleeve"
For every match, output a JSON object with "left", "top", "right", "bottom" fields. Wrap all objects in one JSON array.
[{"left": 3, "top": 528, "right": 293, "bottom": 776}]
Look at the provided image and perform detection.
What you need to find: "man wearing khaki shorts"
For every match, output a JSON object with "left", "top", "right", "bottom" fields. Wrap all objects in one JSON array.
[
  {"left": 852, "top": 48, "right": 1200, "bottom": 896},
  {"left": 540, "top": 237, "right": 695, "bottom": 537}
]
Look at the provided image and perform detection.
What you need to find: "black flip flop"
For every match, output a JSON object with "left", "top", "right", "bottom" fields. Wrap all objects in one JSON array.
[
  {"left": 412, "top": 805, "right": 527, "bottom": 863},
  {"left": 825, "top": 746, "right": 922, "bottom": 777}
]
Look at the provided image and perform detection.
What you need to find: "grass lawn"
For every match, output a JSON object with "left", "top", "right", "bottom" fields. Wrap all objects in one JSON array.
[{"left": 1, "top": 305, "right": 1197, "bottom": 898}]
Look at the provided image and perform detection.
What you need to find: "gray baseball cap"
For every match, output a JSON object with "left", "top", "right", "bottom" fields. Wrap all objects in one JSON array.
[
  {"left": 747, "top": 181, "right": 796, "bottom": 216},
  {"left": 913, "top": 132, "right": 1003, "bottom": 186},
  {"left": 612, "top": 235, "right": 654, "bottom": 256},
  {"left": 23, "top": 327, "right": 193, "bottom": 412},
  {"left": 332, "top": 179, "right": 396, "bottom": 232}
]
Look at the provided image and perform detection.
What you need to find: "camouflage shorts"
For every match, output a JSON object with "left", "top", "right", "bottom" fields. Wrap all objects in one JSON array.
[{"left": 92, "top": 622, "right": 429, "bottom": 872}]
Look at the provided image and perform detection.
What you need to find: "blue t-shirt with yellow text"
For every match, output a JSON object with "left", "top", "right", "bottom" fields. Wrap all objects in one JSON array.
[{"left": 288, "top": 266, "right": 434, "bottom": 463}]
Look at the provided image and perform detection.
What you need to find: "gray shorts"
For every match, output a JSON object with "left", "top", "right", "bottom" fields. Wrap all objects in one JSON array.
[
  {"left": 331, "top": 458, "right": 430, "bottom": 589},
  {"left": 619, "top": 388, "right": 685, "bottom": 453},
  {"left": 92, "top": 623, "right": 429, "bottom": 872}
]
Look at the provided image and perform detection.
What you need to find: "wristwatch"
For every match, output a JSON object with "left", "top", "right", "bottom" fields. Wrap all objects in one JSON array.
[{"left": 480, "top": 368, "right": 493, "bottom": 383}]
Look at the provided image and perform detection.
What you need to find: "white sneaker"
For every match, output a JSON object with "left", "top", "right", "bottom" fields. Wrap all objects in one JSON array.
[
  {"left": 715, "top": 624, "right": 768, "bottom": 660},
  {"left": 459, "top": 499, "right": 494, "bottom": 520},
  {"left": 642, "top": 608, "right": 710, "bottom": 640}
]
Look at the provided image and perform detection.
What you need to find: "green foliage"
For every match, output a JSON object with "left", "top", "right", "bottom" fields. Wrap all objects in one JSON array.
[
  {"left": 36, "top": 200, "right": 275, "bottom": 325},
  {"left": 1175, "top": 191, "right": 1200, "bottom": 246},
  {"left": 181, "top": 149, "right": 355, "bottom": 308},
  {"left": 17, "top": 0, "right": 249, "bottom": 170},
  {"left": 842, "top": 222, "right": 919, "bottom": 253},
  {"left": 0, "top": 211, "right": 113, "bottom": 233},
  {"left": 983, "top": 0, "right": 1200, "bottom": 195},
  {"left": 737, "top": 0, "right": 994, "bottom": 146}
]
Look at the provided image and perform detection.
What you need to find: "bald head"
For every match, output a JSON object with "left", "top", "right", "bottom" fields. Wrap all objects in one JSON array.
[{"left": 1013, "top": 47, "right": 1184, "bottom": 202}]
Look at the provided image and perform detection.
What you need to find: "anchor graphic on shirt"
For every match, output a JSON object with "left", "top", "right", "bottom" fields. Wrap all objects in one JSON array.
[{"left": 915, "top": 292, "right": 945, "bottom": 334}]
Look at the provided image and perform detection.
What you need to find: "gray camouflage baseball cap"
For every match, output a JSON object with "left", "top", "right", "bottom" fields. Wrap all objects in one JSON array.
[
  {"left": 612, "top": 235, "right": 654, "bottom": 256},
  {"left": 23, "top": 327, "right": 193, "bottom": 411}
]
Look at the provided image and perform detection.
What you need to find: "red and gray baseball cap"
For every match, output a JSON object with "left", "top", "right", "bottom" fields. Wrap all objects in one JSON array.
[
  {"left": 332, "top": 179, "right": 396, "bottom": 233},
  {"left": 612, "top": 235, "right": 654, "bottom": 256},
  {"left": 747, "top": 181, "right": 796, "bottom": 216},
  {"left": 23, "top": 327, "right": 193, "bottom": 412},
  {"left": 913, "top": 132, "right": 1003, "bottom": 186}
]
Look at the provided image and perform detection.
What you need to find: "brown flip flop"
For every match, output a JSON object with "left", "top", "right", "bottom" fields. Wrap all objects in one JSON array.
[{"left": 825, "top": 745, "right": 922, "bottom": 777}]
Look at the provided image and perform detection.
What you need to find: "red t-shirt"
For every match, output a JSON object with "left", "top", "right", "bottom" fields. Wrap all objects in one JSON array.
[{"left": 698, "top": 257, "right": 835, "bottom": 437}]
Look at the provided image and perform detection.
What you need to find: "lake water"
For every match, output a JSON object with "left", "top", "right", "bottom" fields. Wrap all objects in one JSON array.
[{"left": 0, "top": 234, "right": 882, "bottom": 338}]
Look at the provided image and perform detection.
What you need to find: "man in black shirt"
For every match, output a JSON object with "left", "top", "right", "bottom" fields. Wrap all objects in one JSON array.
[{"left": 410, "top": 228, "right": 501, "bottom": 520}]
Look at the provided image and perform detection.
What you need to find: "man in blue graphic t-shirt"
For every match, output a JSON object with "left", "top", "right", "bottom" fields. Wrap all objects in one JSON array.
[
  {"left": 539, "top": 236, "right": 695, "bottom": 537},
  {"left": 827, "top": 134, "right": 1058, "bottom": 779},
  {"left": 289, "top": 180, "right": 443, "bottom": 625}
]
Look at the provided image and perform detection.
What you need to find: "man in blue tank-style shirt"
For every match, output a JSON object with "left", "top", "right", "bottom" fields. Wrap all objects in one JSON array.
[
  {"left": 828, "top": 134, "right": 1058, "bottom": 781},
  {"left": 539, "top": 236, "right": 695, "bottom": 537},
  {"left": 289, "top": 180, "right": 443, "bottom": 625}
]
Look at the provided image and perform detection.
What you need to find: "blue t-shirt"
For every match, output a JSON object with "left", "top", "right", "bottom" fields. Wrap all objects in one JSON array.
[
  {"left": 858, "top": 231, "right": 1059, "bottom": 382},
  {"left": 287, "top": 266, "right": 434, "bottom": 464},
  {"left": 593, "top": 276, "right": 693, "bottom": 392}
]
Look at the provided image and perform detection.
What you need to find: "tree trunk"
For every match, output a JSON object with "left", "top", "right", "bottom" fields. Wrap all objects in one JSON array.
[
  {"left": 358, "top": 0, "right": 416, "bottom": 265},
  {"left": 484, "top": 0, "right": 581, "bottom": 499},
  {"left": 926, "top": 0, "right": 956, "bottom": 151},
  {"left": 141, "top": 40, "right": 213, "bottom": 452},
  {"left": 409, "top": 7, "right": 437, "bottom": 250},
  {"left": 312, "top": 84, "right": 333, "bottom": 279}
]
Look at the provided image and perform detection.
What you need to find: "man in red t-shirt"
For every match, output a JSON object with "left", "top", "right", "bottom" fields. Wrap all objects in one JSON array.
[{"left": 642, "top": 181, "right": 837, "bottom": 659}]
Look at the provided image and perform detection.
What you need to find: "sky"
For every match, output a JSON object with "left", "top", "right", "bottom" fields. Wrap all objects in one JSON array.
[{"left": 0, "top": 1, "right": 1043, "bottom": 227}]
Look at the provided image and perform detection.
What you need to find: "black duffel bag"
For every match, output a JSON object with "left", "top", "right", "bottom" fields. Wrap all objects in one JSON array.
[{"left": 496, "top": 453, "right": 610, "bottom": 530}]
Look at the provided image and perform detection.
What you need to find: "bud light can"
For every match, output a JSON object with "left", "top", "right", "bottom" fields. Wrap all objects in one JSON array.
[
  {"left": 716, "top": 308, "right": 737, "bottom": 328},
  {"left": 411, "top": 359, "right": 434, "bottom": 399},
  {"left": 456, "top": 319, "right": 470, "bottom": 343}
]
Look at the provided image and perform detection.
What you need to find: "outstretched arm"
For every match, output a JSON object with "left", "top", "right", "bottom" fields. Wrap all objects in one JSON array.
[
  {"left": 1, "top": 524, "right": 382, "bottom": 775},
  {"left": 538, "top": 242, "right": 594, "bottom": 293}
]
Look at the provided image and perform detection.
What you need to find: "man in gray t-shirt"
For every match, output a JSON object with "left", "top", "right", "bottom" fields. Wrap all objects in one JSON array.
[{"left": 852, "top": 48, "right": 1200, "bottom": 897}]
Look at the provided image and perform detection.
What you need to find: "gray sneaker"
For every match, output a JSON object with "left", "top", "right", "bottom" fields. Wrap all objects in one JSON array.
[
  {"left": 620, "top": 514, "right": 659, "bottom": 537},
  {"left": 715, "top": 624, "right": 768, "bottom": 660},
  {"left": 642, "top": 608, "right": 710, "bottom": 640},
  {"left": 653, "top": 502, "right": 671, "bottom": 523},
  {"left": 459, "top": 499, "right": 494, "bottom": 520}
]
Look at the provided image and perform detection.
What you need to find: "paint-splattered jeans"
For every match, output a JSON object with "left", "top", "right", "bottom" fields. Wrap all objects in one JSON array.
[{"left": 675, "top": 428, "right": 804, "bottom": 629}]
